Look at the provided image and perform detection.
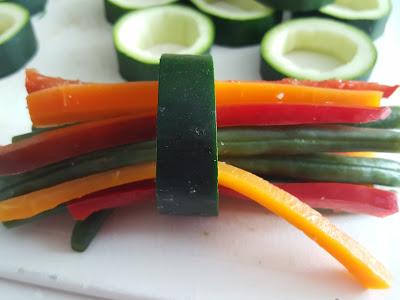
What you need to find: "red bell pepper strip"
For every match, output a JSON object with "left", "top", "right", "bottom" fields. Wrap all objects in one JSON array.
[
  {"left": 26, "top": 69, "right": 397, "bottom": 98},
  {"left": 221, "top": 184, "right": 398, "bottom": 218},
  {"left": 68, "top": 180, "right": 155, "bottom": 220},
  {"left": 217, "top": 105, "right": 391, "bottom": 127},
  {"left": 26, "top": 69, "right": 82, "bottom": 94},
  {"left": 4, "top": 104, "right": 392, "bottom": 175},
  {"left": 0, "top": 115, "right": 156, "bottom": 175},
  {"left": 67, "top": 181, "right": 398, "bottom": 220},
  {"left": 277, "top": 78, "right": 399, "bottom": 98}
]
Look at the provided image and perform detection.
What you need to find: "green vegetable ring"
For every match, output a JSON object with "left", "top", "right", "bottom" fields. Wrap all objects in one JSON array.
[
  {"left": 0, "top": 2, "right": 37, "bottom": 78},
  {"left": 190, "top": 0, "right": 281, "bottom": 46},
  {"left": 113, "top": 5, "right": 214, "bottom": 81},
  {"left": 260, "top": 18, "right": 377, "bottom": 81}
]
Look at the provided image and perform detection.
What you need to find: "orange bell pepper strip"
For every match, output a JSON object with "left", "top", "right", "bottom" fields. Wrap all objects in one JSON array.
[
  {"left": 27, "top": 81, "right": 382, "bottom": 126},
  {"left": 0, "top": 162, "right": 391, "bottom": 289}
]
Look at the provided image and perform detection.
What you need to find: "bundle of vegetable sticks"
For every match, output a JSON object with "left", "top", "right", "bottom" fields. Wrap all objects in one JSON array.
[{"left": 1, "top": 55, "right": 399, "bottom": 289}]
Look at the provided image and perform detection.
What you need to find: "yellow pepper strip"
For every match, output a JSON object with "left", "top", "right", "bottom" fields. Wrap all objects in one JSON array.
[
  {"left": 217, "top": 162, "right": 391, "bottom": 289},
  {"left": 0, "top": 162, "right": 391, "bottom": 289},
  {"left": 338, "top": 152, "right": 377, "bottom": 158},
  {"left": 0, "top": 163, "right": 156, "bottom": 221}
]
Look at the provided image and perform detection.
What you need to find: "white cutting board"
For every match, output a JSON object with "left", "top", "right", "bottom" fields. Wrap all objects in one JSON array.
[{"left": 0, "top": 0, "right": 399, "bottom": 299}]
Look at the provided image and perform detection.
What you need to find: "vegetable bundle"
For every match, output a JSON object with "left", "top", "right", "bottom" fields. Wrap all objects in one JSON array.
[{"left": 1, "top": 56, "right": 399, "bottom": 289}]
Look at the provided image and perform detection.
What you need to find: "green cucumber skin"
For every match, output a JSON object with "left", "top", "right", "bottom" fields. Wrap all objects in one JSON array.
[
  {"left": 104, "top": 0, "right": 128, "bottom": 23},
  {"left": 293, "top": 11, "right": 390, "bottom": 40},
  {"left": 71, "top": 209, "right": 114, "bottom": 252},
  {"left": 116, "top": 45, "right": 212, "bottom": 82},
  {"left": 224, "top": 154, "right": 400, "bottom": 187},
  {"left": 208, "top": 12, "right": 282, "bottom": 47},
  {"left": 2, "top": 205, "right": 66, "bottom": 229},
  {"left": 157, "top": 54, "right": 218, "bottom": 216},
  {"left": 116, "top": 50, "right": 160, "bottom": 81},
  {"left": 260, "top": 54, "right": 372, "bottom": 81},
  {"left": 0, "top": 18, "right": 37, "bottom": 78},
  {"left": 257, "top": 0, "right": 334, "bottom": 12},
  {"left": 6, "top": 0, "right": 47, "bottom": 15}
]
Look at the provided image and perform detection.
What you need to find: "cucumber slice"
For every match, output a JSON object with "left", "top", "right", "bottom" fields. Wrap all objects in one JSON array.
[
  {"left": 260, "top": 18, "right": 377, "bottom": 81},
  {"left": 157, "top": 54, "right": 218, "bottom": 216},
  {"left": 113, "top": 5, "right": 214, "bottom": 81},
  {"left": 1, "top": 0, "right": 47, "bottom": 15},
  {"left": 0, "top": 3, "right": 37, "bottom": 78},
  {"left": 104, "top": 0, "right": 180, "bottom": 24},
  {"left": 319, "top": 0, "right": 392, "bottom": 39},
  {"left": 257, "top": 0, "right": 334, "bottom": 12},
  {"left": 190, "top": 0, "right": 281, "bottom": 46}
]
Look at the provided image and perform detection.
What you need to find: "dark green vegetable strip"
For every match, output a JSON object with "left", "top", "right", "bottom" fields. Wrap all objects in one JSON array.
[
  {"left": 224, "top": 154, "right": 400, "bottom": 187},
  {"left": 157, "top": 54, "right": 218, "bottom": 216},
  {"left": 3, "top": 125, "right": 400, "bottom": 199},
  {"left": 217, "top": 125, "right": 400, "bottom": 155},
  {"left": 0, "top": 141, "right": 155, "bottom": 200},
  {"left": 2, "top": 205, "right": 66, "bottom": 228},
  {"left": 71, "top": 209, "right": 114, "bottom": 252},
  {"left": 355, "top": 107, "right": 400, "bottom": 129}
]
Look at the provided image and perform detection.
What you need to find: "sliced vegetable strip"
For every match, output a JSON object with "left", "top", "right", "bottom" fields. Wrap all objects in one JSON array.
[
  {"left": 0, "top": 163, "right": 156, "bottom": 221},
  {"left": 217, "top": 105, "right": 391, "bottom": 127},
  {"left": 27, "top": 81, "right": 382, "bottom": 126},
  {"left": 68, "top": 181, "right": 398, "bottom": 221},
  {"left": 27, "top": 69, "right": 395, "bottom": 98},
  {"left": 214, "top": 81, "right": 382, "bottom": 107},
  {"left": 217, "top": 162, "right": 391, "bottom": 289},
  {"left": 218, "top": 125, "right": 400, "bottom": 155},
  {"left": 277, "top": 78, "right": 398, "bottom": 98},
  {"left": 0, "top": 161, "right": 391, "bottom": 288},
  {"left": 0, "top": 142, "right": 155, "bottom": 200},
  {"left": 221, "top": 184, "right": 398, "bottom": 217},
  {"left": 27, "top": 81, "right": 159, "bottom": 126},
  {"left": 225, "top": 154, "right": 400, "bottom": 187},
  {"left": 68, "top": 181, "right": 155, "bottom": 220},
  {"left": 71, "top": 209, "right": 114, "bottom": 252},
  {"left": 0, "top": 115, "right": 156, "bottom": 175}
]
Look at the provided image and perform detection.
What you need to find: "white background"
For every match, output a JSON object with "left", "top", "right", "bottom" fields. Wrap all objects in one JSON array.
[{"left": 0, "top": 0, "right": 399, "bottom": 299}]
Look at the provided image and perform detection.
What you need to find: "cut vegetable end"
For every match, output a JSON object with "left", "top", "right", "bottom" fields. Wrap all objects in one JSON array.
[
  {"left": 71, "top": 209, "right": 113, "bottom": 252},
  {"left": 113, "top": 5, "right": 214, "bottom": 80},
  {"left": 217, "top": 162, "right": 392, "bottom": 289},
  {"left": 260, "top": 18, "right": 377, "bottom": 80},
  {"left": 0, "top": 3, "right": 37, "bottom": 78}
]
